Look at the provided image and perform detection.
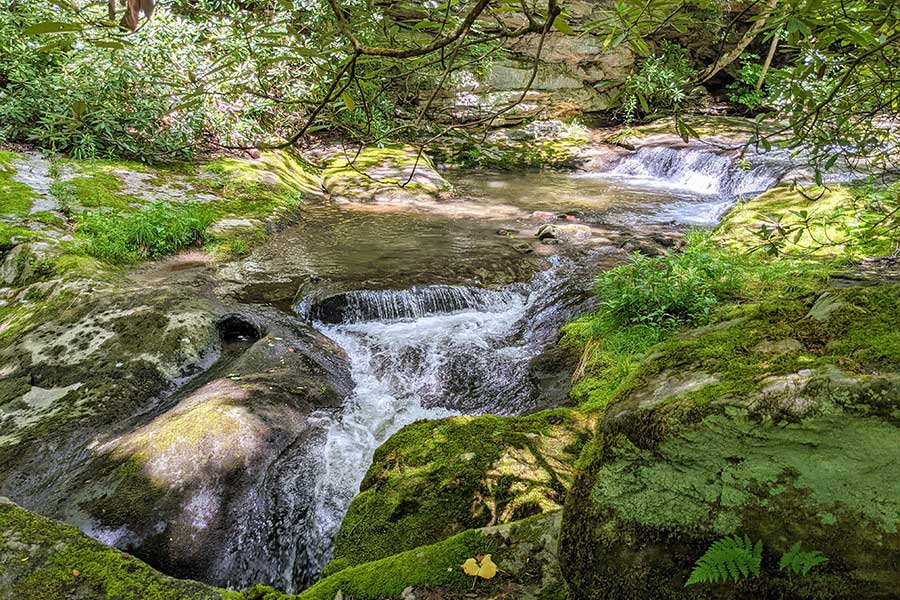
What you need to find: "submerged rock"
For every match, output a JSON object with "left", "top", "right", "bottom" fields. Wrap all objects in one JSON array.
[{"left": 536, "top": 223, "right": 592, "bottom": 242}]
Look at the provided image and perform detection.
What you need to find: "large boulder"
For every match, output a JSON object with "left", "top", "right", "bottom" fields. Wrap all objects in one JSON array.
[
  {"left": 326, "top": 409, "right": 593, "bottom": 575},
  {"left": 0, "top": 497, "right": 231, "bottom": 600},
  {"left": 0, "top": 275, "right": 352, "bottom": 591},
  {"left": 559, "top": 282, "right": 900, "bottom": 599},
  {"left": 429, "top": 40, "right": 633, "bottom": 121},
  {"left": 322, "top": 146, "right": 453, "bottom": 204}
]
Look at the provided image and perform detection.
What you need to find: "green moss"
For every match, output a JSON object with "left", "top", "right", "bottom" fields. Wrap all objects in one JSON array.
[
  {"left": 51, "top": 173, "right": 135, "bottom": 212},
  {"left": 621, "top": 115, "right": 772, "bottom": 141},
  {"left": 716, "top": 184, "right": 898, "bottom": 258},
  {"left": 27, "top": 210, "right": 67, "bottom": 229},
  {"left": 48, "top": 252, "right": 114, "bottom": 281},
  {"left": 0, "top": 150, "right": 21, "bottom": 169},
  {"left": 0, "top": 152, "right": 36, "bottom": 217},
  {"left": 206, "top": 225, "right": 266, "bottom": 259},
  {"left": 308, "top": 511, "right": 567, "bottom": 600},
  {"left": 560, "top": 385, "right": 900, "bottom": 599},
  {"left": 0, "top": 221, "right": 37, "bottom": 251},
  {"left": 301, "top": 528, "right": 499, "bottom": 600},
  {"left": 594, "top": 407, "right": 900, "bottom": 535},
  {"left": 323, "top": 145, "right": 427, "bottom": 174},
  {"left": 0, "top": 499, "right": 226, "bottom": 600},
  {"left": 80, "top": 458, "right": 169, "bottom": 529},
  {"left": 331, "top": 409, "right": 592, "bottom": 570},
  {"left": 322, "top": 145, "right": 451, "bottom": 198}
]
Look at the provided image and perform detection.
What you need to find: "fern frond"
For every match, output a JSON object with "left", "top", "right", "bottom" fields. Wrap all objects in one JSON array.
[
  {"left": 779, "top": 542, "right": 829, "bottom": 576},
  {"left": 685, "top": 534, "right": 763, "bottom": 586}
]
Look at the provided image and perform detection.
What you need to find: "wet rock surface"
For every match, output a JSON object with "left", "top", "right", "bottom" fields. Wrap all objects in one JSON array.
[{"left": 0, "top": 251, "right": 352, "bottom": 591}]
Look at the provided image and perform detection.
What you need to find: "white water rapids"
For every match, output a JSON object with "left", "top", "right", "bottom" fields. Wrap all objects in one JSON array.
[
  {"left": 600, "top": 145, "right": 789, "bottom": 197},
  {"left": 300, "top": 266, "right": 569, "bottom": 577}
]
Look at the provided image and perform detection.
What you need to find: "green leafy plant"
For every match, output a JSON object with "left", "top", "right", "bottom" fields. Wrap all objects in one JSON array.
[
  {"left": 620, "top": 41, "right": 696, "bottom": 123},
  {"left": 779, "top": 543, "right": 829, "bottom": 576},
  {"left": 75, "top": 202, "right": 214, "bottom": 263},
  {"left": 594, "top": 232, "right": 741, "bottom": 329},
  {"left": 727, "top": 54, "right": 766, "bottom": 110},
  {"left": 686, "top": 535, "right": 763, "bottom": 586}
]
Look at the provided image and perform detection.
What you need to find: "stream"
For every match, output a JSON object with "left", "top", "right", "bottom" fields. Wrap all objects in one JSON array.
[
  {"left": 238, "top": 144, "right": 792, "bottom": 590},
  {"left": 1, "top": 142, "right": 793, "bottom": 593}
]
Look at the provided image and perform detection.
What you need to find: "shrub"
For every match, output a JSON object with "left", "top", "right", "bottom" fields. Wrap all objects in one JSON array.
[
  {"left": 0, "top": 1, "right": 275, "bottom": 161},
  {"left": 75, "top": 203, "right": 215, "bottom": 263},
  {"left": 594, "top": 233, "right": 740, "bottom": 329},
  {"left": 620, "top": 41, "right": 696, "bottom": 123}
]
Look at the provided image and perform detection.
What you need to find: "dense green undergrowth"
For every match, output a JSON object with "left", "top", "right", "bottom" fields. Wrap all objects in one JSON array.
[{"left": 0, "top": 150, "right": 319, "bottom": 278}]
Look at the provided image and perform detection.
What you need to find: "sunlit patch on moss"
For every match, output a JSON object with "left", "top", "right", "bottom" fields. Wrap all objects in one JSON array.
[{"left": 330, "top": 409, "right": 592, "bottom": 571}]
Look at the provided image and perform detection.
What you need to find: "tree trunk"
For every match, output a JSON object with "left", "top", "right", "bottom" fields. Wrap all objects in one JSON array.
[{"left": 697, "top": 0, "right": 779, "bottom": 84}]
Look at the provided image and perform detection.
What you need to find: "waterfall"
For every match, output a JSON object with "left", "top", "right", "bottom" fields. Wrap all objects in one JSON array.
[
  {"left": 307, "top": 285, "right": 522, "bottom": 324},
  {"left": 296, "top": 262, "right": 576, "bottom": 582},
  {"left": 605, "top": 146, "right": 790, "bottom": 197}
]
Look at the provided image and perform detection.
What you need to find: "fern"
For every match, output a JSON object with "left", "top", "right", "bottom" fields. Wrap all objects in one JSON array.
[
  {"left": 685, "top": 535, "right": 763, "bottom": 586},
  {"left": 779, "top": 543, "right": 829, "bottom": 576}
]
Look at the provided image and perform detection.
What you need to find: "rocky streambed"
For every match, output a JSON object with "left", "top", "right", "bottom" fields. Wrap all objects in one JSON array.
[{"left": 1, "top": 119, "right": 898, "bottom": 599}]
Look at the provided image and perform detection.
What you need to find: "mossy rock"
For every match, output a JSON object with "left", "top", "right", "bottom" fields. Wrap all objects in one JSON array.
[
  {"left": 611, "top": 116, "right": 774, "bottom": 149},
  {"left": 303, "top": 512, "right": 567, "bottom": 600},
  {"left": 559, "top": 283, "right": 900, "bottom": 599},
  {"left": 329, "top": 409, "right": 593, "bottom": 572},
  {"left": 429, "top": 120, "right": 589, "bottom": 170},
  {"left": 322, "top": 145, "right": 452, "bottom": 203},
  {"left": 0, "top": 497, "right": 229, "bottom": 600},
  {"left": 715, "top": 184, "right": 898, "bottom": 258}
]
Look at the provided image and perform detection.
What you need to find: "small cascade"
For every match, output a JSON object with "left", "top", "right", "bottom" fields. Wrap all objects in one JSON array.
[
  {"left": 606, "top": 146, "right": 790, "bottom": 197},
  {"left": 297, "top": 262, "right": 580, "bottom": 581},
  {"left": 307, "top": 285, "right": 521, "bottom": 324}
]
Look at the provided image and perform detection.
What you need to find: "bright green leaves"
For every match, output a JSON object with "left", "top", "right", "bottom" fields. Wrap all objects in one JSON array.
[
  {"left": 552, "top": 16, "right": 574, "bottom": 35},
  {"left": 780, "top": 543, "right": 830, "bottom": 576},
  {"left": 685, "top": 535, "right": 763, "bottom": 586},
  {"left": 687, "top": 537, "right": 830, "bottom": 587},
  {"left": 22, "top": 21, "right": 83, "bottom": 35}
]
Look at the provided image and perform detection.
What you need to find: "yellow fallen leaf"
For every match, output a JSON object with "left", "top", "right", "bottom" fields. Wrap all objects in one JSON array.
[
  {"left": 477, "top": 554, "right": 497, "bottom": 579},
  {"left": 461, "top": 558, "right": 480, "bottom": 576}
]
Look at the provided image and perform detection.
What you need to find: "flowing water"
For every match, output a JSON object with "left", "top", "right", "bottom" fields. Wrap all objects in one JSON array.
[{"left": 267, "top": 144, "right": 793, "bottom": 589}]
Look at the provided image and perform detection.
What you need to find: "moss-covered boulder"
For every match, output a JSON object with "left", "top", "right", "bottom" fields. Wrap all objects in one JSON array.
[
  {"left": 1, "top": 295, "right": 352, "bottom": 590},
  {"left": 322, "top": 146, "right": 452, "bottom": 203},
  {"left": 559, "top": 281, "right": 900, "bottom": 599},
  {"left": 302, "top": 511, "right": 567, "bottom": 600},
  {"left": 0, "top": 497, "right": 230, "bottom": 600},
  {"left": 327, "top": 409, "right": 592, "bottom": 574},
  {"left": 428, "top": 120, "right": 591, "bottom": 170},
  {"left": 66, "top": 313, "right": 351, "bottom": 588},
  {"left": 715, "top": 184, "right": 897, "bottom": 258}
]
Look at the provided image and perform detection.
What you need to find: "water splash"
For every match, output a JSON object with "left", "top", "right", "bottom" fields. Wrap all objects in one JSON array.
[
  {"left": 600, "top": 146, "right": 789, "bottom": 197},
  {"left": 308, "top": 285, "right": 521, "bottom": 324},
  {"left": 298, "top": 263, "right": 573, "bottom": 580}
]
